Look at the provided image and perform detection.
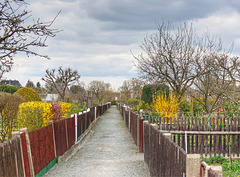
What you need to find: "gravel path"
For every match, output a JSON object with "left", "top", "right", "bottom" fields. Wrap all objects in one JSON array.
[{"left": 44, "top": 106, "right": 150, "bottom": 177}]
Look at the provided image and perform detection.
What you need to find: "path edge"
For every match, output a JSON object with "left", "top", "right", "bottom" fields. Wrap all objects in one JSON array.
[{"left": 58, "top": 116, "right": 100, "bottom": 162}]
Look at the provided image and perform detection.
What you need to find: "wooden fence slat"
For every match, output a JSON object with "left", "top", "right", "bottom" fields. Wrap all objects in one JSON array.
[{"left": 0, "top": 143, "right": 3, "bottom": 177}]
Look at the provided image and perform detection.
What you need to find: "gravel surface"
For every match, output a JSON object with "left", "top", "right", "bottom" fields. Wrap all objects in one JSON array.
[{"left": 44, "top": 106, "right": 150, "bottom": 177}]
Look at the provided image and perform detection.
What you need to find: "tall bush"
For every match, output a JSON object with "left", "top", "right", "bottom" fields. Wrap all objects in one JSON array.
[
  {"left": 126, "top": 98, "right": 139, "bottom": 108},
  {"left": 141, "top": 84, "right": 169, "bottom": 104},
  {"left": 18, "top": 102, "right": 53, "bottom": 131},
  {"left": 14, "top": 87, "right": 42, "bottom": 102},
  {"left": 0, "top": 85, "right": 19, "bottom": 93},
  {"left": 152, "top": 91, "right": 182, "bottom": 117},
  {"left": 0, "top": 92, "right": 23, "bottom": 142}
]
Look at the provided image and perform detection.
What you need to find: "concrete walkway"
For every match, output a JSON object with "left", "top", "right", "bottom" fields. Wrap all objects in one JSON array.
[{"left": 44, "top": 106, "right": 150, "bottom": 177}]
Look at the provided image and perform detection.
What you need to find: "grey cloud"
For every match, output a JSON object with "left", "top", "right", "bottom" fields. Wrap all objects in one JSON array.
[{"left": 81, "top": 0, "right": 226, "bottom": 31}]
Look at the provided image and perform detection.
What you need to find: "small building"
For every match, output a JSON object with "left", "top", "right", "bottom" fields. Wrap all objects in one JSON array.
[
  {"left": 0, "top": 80, "right": 22, "bottom": 87},
  {"left": 44, "top": 94, "right": 59, "bottom": 102}
]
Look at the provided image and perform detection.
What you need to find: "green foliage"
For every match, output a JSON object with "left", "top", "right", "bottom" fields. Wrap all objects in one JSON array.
[
  {"left": 222, "top": 101, "right": 240, "bottom": 118},
  {"left": 66, "top": 103, "right": 86, "bottom": 117},
  {"left": 25, "top": 80, "right": 35, "bottom": 89},
  {"left": 181, "top": 99, "right": 203, "bottom": 116},
  {"left": 222, "top": 160, "right": 240, "bottom": 175},
  {"left": 14, "top": 87, "right": 42, "bottom": 102},
  {"left": 0, "top": 85, "right": 19, "bottom": 93},
  {"left": 193, "top": 100, "right": 203, "bottom": 116},
  {"left": 181, "top": 100, "right": 191, "bottom": 113},
  {"left": 202, "top": 155, "right": 227, "bottom": 164},
  {"left": 139, "top": 101, "right": 150, "bottom": 110},
  {"left": 141, "top": 84, "right": 169, "bottom": 104},
  {"left": 126, "top": 98, "right": 139, "bottom": 107},
  {"left": 111, "top": 100, "right": 117, "bottom": 105}
]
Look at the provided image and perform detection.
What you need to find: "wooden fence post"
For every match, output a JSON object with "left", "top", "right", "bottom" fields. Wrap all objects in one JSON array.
[
  {"left": 20, "top": 128, "right": 35, "bottom": 177},
  {"left": 95, "top": 107, "right": 97, "bottom": 120},
  {"left": 129, "top": 109, "right": 131, "bottom": 131},
  {"left": 74, "top": 114, "right": 78, "bottom": 142},
  {"left": 137, "top": 115, "right": 139, "bottom": 146}
]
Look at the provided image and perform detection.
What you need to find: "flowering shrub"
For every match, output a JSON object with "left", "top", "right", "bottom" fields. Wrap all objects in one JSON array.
[
  {"left": 51, "top": 102, "right": 62, "bottom": 122},
  {"left": 17, "top": 101, "right": 78, "bottom": 132},
  {"left": 138, "top": 101, "right": 150, "bottom": 111},
  {"left": 59, "top": 102, "right": 71, "bottom": 117},
  {"left": 152, "top": 91, "right": 182, "bottom": 118},
  {"left": 41, "top": 103, "right": 53, "bottom": 126},
  {"left": 14, "top": 87, "right": 42, "bottom": 102},
  {"left": 18, "top": 102, "right": 53, "bottom": 131},
  {"left": 18, "top": 102, "right": 44, "bottom": 131}
]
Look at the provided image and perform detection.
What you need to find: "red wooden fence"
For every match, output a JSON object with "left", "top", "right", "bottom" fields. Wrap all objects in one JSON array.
[
  {"left": 28, "top": 124, "right": 55, "bottom": 175},
  {"left": 0, "top": 103, "right": 111, "bottom": 177}
]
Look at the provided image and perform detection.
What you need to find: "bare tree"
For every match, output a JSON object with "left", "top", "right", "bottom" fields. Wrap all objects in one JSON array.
[
  {"left": 119, "top": 78, "right": 144, "bottom": 101},
  {"left": 69, "top": 81, "right": 87, "bottom": 106},
  {"left": 0, "top": 0, "right": 60, "bottom": 79},
  {"left": 88, "top": 80, "right": 111, "bottom": 105},
  {"left": 133, "top": 22, "right": 219, "bottom": 98},
  {"left": 190, "top": 51, "right": 240, "bottom": 114},
  {"left": 42, "top": 66, "right": 80, "bottom": 101}
]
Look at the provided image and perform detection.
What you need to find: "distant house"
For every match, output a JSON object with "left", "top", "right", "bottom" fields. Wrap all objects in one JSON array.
[
  {"left": 0, "top": 80, "right": 22, "bottom": 87},
  {"left": 44, "top": 94, "right": 59, "bottom": 102}
]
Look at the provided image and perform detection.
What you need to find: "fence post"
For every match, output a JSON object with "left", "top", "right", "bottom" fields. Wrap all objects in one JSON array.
[
  {"left": 205, "top": 166, "right": 222, "bottom": 177},
  {"left": 163, "top": 133, "right": 171, "bottom": 140},
  {"left": 186, "top": 154, "right": 201, "bottom": 177},
  {"left": 137, "top": 115, "right": 139, "bottom": 146},
  {"left": 95, "top": 107, "right": 97, "bottom": 120},
  {"left": 129, "top": 109, "right": 131, "bottom": 131},
  {"left": 11, "top": 131, "right": 20, "bottom": 138},
  {"left": 143, "top": 120, "right": 148, "bottom": 153},
  {"left": 20, "top": 128, "right": 35, "bottom": 177},
  {"left": 74, "top": 114, "right": 78, "bottom": 142}
]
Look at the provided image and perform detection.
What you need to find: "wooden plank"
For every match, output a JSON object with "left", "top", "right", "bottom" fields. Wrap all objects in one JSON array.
[
  {"left": 238, "top": 126, "right": 240, "bottom": 157},
  {"left": 200, "top": 135, "right": 204, "bottom": 156},
  {"left": 187, "top": 133, "right": 190, "bottom": 153},
  {"left": 170, "top": 117, "right": 172, "bottom": 130},
  {"left": 206, "top": 134, "right": 209, "bottom": 156},
  {"left": 214, "top": 117, "right": 217, "bottom": 156},
  {"left": 202, "top": 117, "right": 205, "bottom": 131},
  {"left": 0, "top": 143, "right": 4, "bottom": 177},
  {"left": 173, "top": 117, "right": 176, "bottom": 131},
  {"left": 159, "top": 116, "right": 162, "bottom": 130},
  {"left": 166, "top": 117, "right": 169, "bottom": 131},
  {"left": 233, "top": 117, "right": 236, "bottom": 156},
  {"left": 163, "top": 117, "right": 165, "bottom": 130},
  {"left": 160, "top": 130, "right": 240, "bottom": 135}
]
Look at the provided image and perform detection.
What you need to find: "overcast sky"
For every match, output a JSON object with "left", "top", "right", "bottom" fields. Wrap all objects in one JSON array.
[{"left": 4, "top": 0, "right": 240, "bottom": 90}]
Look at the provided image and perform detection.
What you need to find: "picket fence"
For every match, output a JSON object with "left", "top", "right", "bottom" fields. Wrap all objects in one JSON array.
[
  {"left": 117, "top": 104, "right": 221, "bottom": 177},
  {"left": 0, "top": 103, "right": 111, "bottom": 177}
]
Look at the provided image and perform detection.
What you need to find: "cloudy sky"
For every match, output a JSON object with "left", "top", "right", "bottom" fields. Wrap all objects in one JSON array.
[{"left": 4, "top": 0, "right": 240, "bottom": 90}]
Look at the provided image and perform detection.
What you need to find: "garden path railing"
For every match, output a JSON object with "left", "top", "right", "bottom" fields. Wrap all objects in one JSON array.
[{"left": 0, "top": 103, "right": 111, "bottom": 177}]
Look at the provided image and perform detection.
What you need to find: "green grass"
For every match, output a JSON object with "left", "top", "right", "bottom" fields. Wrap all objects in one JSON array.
[{"left": 202, "top": 155, "right": 240, "bottom": 176}]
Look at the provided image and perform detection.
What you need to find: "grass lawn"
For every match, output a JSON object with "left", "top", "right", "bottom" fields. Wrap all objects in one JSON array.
[{"left": 202, "top": 155, "right": 240, "bottom": 177}]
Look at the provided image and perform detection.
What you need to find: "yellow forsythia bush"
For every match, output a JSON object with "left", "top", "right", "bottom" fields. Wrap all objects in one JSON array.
[
  {"left": 18, "top": 101, "right": 73, "bottom": 131},
  {"left": 59, "top": 102, "right": 71, "bottom": 117},
  {"left": 18, "top": 102, "right": 53, "bottom": 131},
  {"left": 152, "top": 91, "right": 182, "bottom": 118}
]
